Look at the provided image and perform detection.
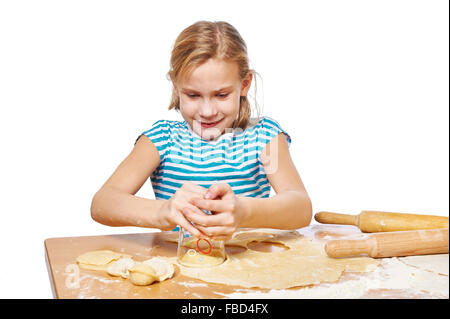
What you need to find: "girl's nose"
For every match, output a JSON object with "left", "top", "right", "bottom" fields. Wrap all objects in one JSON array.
[{"left": 198, "top": 98, "right": 218, "bottom": 118}]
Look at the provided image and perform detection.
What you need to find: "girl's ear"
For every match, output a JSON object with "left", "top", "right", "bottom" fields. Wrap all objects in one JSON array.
[{"left": 240, "top": 72, "right": 253, "bottom": 96}]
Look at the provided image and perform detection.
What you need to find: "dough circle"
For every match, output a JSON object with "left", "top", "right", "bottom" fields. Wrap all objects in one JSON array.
[
  {"left": 179, "top": 249, "right": 225, "bottom": 267},
  {"left": 76, "top": 250, "right": 130, "bottom": 271}
]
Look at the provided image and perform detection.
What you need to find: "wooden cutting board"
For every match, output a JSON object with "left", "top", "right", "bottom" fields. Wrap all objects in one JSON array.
[
  {"left": 44, "top": 225, "right": 448, "bottom": 299},
  {"left": 45, "top": 231, "right": 264, "bottom": 299}
]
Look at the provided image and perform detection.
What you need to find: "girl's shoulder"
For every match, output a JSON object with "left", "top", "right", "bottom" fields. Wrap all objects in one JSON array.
[
  {"left": 140, "top": 119, "right": 188, "bottom": 154},
  {"left": 142, "top": 119, "right": 187, "bottom": 136},
  {"left": 247, "top": 115, "right": 291, "bottom": 144},
  {"left": 247, "top": 115, "right": 286, "bottom": 132}
]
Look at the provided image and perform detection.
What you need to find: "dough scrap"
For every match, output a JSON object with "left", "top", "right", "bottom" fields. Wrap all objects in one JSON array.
[
  {"left": 107, "top": 257, "right": 136, "bottom": 279},
  {"left": 76, "top": 250, "right": 131, "bottom": 271},
  {"left": 166, "top": 228, "right": 380, "bottom": 289},
  {"left": 398, "top": 254, "right": 449, "bottom": 276}
]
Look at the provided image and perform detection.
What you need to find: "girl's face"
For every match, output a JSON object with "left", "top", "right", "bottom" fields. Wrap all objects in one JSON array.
[{"left": 175, "top": 58, "right": 252, "bottom": 140}]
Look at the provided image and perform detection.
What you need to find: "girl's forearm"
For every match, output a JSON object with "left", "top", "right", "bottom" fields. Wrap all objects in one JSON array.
[
  {"left": 239, "top": 190, "right": 312, "bottom": 229},
  {"left": 90, "top": 186, "right": 165, "bottom": 227}
]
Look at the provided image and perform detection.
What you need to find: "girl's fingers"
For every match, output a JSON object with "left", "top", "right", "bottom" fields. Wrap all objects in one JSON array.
[
  {"left": 176, "top": 213, "right": 205, "bottom": 238},
  {"left": 184, "top": 182, "right": 209, "bottom": 196},
  {"left": 184, "top": 202, "right": 208, "bottom": 216},
  {"left": 190, "top": 197, "right": 229, "bottom": 213},
  {"left": 181, "top": 207, "right": 226, "bottom": 227},
  {"left": 195, "top": 225, "right": 235, "bottom": 239},
  {"left": 205, "top": 183, "right": 233, "bottom": 199}
]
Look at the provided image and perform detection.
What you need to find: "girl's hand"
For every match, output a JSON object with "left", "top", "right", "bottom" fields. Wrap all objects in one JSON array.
[
  {"left": 183, "top": 183, "right": 247, "bottom": 240},
  {"left": 155, "top": 182, "right": 209, "bottom": 238}
]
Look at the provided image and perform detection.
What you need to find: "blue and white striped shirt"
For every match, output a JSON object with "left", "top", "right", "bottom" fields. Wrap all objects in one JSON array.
[{"left": 140, "top": 116, "right": 291, "bottom": 200}]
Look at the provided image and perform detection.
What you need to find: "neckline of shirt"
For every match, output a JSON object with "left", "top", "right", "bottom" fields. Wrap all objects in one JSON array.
[
  {"left": 184, "top": 121, "right": 242, "bottom": 144},
  {"left": 181, "top": 117, "right": 265, "bottom": 142}
]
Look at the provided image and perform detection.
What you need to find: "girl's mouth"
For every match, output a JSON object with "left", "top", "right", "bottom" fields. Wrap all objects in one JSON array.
[{"left": 200, "top": 119, "right": 223, "bottom": 128}]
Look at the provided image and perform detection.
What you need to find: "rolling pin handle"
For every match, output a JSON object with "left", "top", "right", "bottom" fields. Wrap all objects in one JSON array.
[
  {"left": 325, "top": 238, "right": 375, "bottom": 258},
  {"left": 315, "top": 212, "right": 359, "bottom": 227}
]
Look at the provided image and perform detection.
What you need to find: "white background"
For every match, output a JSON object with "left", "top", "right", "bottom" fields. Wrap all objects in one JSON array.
[{"left": 0, "top": 0, "right": 448, "bottom": 298}]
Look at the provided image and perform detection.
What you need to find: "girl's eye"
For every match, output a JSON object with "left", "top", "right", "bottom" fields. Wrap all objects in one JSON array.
[{"left": 185, "top": 93, "right": 228, "bottom": 98}]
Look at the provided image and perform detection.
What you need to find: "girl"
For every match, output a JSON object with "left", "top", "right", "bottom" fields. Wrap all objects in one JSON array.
[{"left": 91, "top": 21, "right": 312, "bottom": 240}]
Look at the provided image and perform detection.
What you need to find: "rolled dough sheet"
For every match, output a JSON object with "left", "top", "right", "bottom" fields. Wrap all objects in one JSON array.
[
  {"left": 398, "top": 254, "right": 449, "bottom": 276},
  {"left": 166, "top": 229, "right": 380, "bottom": 289}
]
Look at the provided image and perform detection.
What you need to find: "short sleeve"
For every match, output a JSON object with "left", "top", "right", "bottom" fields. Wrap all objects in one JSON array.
[
  {"left": 136, "top": 120, "right": 172, "bottom": 162},
  {"left": 258, "top": 116, "right": 292, "bottom": 146}
]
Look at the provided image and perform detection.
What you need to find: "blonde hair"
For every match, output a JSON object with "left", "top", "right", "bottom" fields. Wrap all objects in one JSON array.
[{"left": 167, "top": 20, "right": 261, "bottom": 130}]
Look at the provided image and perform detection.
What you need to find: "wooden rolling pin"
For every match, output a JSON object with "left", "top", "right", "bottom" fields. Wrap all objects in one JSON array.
[
  {"left": 325, "top": 228, "right": 449, "bottom": 258},
  {"left": 315, "top": 210, "right": 449, "bottom": 233}
]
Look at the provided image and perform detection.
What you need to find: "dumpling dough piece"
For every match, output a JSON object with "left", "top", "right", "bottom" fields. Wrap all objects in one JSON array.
[
  {"left": 76, "top": 250, "right": 131, "bottom": 271},
  {"left": 107, "top": 257, "right": 136, "bottom": 279},
  {"left": 143, "top": 257, "right": 175, "bottom": 281},
  {"left": 129, "top": 262, "right": 157, "bottom": 286}
]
